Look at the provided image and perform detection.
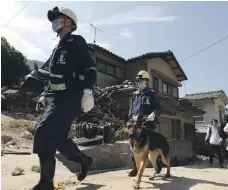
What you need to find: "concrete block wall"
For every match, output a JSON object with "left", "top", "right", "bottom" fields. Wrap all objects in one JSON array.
[{"left": 55, "top": 140, "right": 194, "bottom": 173}]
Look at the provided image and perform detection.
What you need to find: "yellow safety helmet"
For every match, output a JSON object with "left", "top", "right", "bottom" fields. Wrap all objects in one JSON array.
[{"left": 136, "top": 70, "right": 150, "bottom": 80}]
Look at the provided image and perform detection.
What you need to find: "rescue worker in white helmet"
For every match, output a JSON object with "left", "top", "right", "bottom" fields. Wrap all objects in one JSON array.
[
  {"left": 128, "top": 70, "right": 162, "bottom": 177},
  {"left": 30, "top": 6, "right": 97, "bottom": 190}
]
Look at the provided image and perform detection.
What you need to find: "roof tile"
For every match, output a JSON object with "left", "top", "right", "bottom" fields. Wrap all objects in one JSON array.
[{"left": 184, "top": 90, "right": 225, "bottom": 100}]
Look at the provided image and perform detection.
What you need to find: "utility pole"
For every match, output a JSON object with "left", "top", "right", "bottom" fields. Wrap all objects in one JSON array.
[{"left": 90, "top": 24, "right": 104, "bottom": 44}]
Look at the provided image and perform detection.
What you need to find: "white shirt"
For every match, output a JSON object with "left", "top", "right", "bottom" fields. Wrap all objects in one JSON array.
[
  {"left": 205, "top": 125, "right": 223, "bottom": 145},
  {"left": 224, "top": 123, "right": 228, "bottom": 133},
  {"left": 224, "top": 123, "right": 228, "bottom": 151}
]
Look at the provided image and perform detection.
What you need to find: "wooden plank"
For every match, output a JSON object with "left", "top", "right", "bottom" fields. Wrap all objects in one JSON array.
[
  {"left": 72, "top": 135, "right": 103, "bottom": 145},
  {"left": 2, "top": 149, "right": 31, "bottom": 155}
]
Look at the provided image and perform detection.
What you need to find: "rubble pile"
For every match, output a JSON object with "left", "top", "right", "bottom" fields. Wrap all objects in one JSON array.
[
  {"left": 69, "top": 81, "right": 137, "bottom": 140},
  {"left": 1, "top": 87, "right": 41, "bottom": 119},
  {"left": 2, "top": 81, "right": 137, "bottom": 140},
  {"left": 2, "top": 79, "right": 183, "bottom": 141}
]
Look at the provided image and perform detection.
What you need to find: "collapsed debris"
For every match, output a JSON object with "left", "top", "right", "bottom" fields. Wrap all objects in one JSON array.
[
  {"left": 2, "top": 81, "right": 137, "bottom": 142},
  {"left": 2, "top": 76, "right": 200, "bottom": 144}
]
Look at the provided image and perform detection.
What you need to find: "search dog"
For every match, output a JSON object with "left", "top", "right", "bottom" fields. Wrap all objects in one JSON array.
[{"left": 124, "top": 114, "right": 171, "bottom": 189}]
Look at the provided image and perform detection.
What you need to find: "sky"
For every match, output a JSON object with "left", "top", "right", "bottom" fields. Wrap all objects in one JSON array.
[{"left": 1, "top": 1, "right": 228, "bottom": 98}]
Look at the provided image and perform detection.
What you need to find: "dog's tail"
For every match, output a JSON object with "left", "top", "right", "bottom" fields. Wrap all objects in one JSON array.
[{"left": 156, "top": 156, "right": 163, "bottom": 174}]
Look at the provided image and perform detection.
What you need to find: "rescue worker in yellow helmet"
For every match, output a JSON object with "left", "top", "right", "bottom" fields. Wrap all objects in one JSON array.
[
  {"left": 30, "top": 6, "right": 97, "bottom": 190},
  {"left": 128, "top": 70, "right": 162, "bottom": 177}
]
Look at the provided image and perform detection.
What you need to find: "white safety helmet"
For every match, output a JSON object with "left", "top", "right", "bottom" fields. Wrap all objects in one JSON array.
[{"left": 47, "top": 6, "right": 78, "bottom": 32}]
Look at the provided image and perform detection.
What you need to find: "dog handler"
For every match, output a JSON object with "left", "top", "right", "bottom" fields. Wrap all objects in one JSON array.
[
  {"left": 128, "top": 70, "right": 162, "bottom": 177},
  {"left": 31, "top": 7, "right": 97, "bottom": 190}
]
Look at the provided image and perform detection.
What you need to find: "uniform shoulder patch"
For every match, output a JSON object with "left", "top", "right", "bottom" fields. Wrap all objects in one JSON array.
[{"left": 67, "top": 38, "right": 74, "bottom": 42}]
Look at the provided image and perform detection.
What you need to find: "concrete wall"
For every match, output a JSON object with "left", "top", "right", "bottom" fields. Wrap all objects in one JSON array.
[
  {"left": 159, "top": 109, "right": 194, "bottom": 140},
  {"left": 159, "top": 117, "right": 171, "bottom": 139},
  {"left": 168, "top": 140, "right": 194, "bottom": 159},
  {"left": 56, "top": 141, "right": 194, "bottom": 173}
]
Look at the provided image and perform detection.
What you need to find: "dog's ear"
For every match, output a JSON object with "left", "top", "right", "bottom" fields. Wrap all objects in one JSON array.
[
  {"left": 137, "top": 113, "right": 143, "bottom": 126},
  {"left": 124, "top": 113, "right": 129, "bottom": 124}
]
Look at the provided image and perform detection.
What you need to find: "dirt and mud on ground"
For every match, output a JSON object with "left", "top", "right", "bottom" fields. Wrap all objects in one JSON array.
[
  {"left": 1, "top": 113, "right": 228, "bottom": 190},
  {"left": 2, "top": 153, "right": 228, "bottom": 190},
  {"left": 1, "top": 113, "right": 37, "bottom": 151}
]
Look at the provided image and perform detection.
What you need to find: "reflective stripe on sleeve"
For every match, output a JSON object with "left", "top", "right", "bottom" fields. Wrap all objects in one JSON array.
[{"left": 50, "top": 83, "right": 66, "bottom": 91}]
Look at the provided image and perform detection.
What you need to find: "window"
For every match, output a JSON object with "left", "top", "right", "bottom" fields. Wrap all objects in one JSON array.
[
  {"left": 106, "top": 64, "right": 115, "bottom": 75},
  {"left": 96, "top": 58, "right": 124, "bottom": 79},
  {"left": 162, "top": 82, "right": 168, "bottom": 94},
  {"left": 96, "top": 59, "right": 106, "bottom": 73},
  {"left": 153, "top": 77, "right": 158, "bottom": 91},
  {"left": 115, "top": 67, "right": 124, "bottom": 79},
  {"left": 171, "top": 119, "right": 181, "bottom": 140},
  {"left": 173, "top": 87, "right": 178, "bottom": 98},
  {"left": 96, "top": 58, "right": 115, "bottom": 76},
  {"left": 168, "top": 85, "right": 173, "bottom": 96},
  {"left": 162, "top": 81, "right": 179, "bottom": 97}
]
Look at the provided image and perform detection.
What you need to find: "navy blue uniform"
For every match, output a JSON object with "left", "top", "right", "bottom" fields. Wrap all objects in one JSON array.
[
  {"left": 129, "top": 86, "right": 162, "bottom": 158},
  {"left": 129, "top": 87, "right": 162, "bottom": 123},
  {"left": 33, "top": 33, "right": 96, "bottom": 159}
]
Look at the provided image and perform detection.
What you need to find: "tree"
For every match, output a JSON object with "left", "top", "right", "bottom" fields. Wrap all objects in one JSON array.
[{"left": 1, "top": 37, "right": 31, "bottom": 87}]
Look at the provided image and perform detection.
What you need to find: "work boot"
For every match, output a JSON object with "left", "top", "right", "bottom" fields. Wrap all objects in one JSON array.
[
  {"left": 30, "top": 157, "right": 56, "bottom": 190},
  {"left": 68, "top": 152, "right": 93, "bottom": 181},
  {"left": 128, "top": 157, "right": 137, "bottom": 177},
  {"left": 57, "top": 138, "right": 93, "bottom": 181},
  {"left": 77, "top": 154, "right": 93, "bottom": 181}
]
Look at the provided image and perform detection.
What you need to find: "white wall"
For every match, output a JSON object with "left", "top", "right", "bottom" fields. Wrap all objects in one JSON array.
[
  {"left": 214, "top": 98, "right": 226, "bottom": 124},
  {"left": 193, "top": 98, "right": 226, "bottom": 125},
  {"left": 147, "top": 58, "right": 178, "bottom": 83},
  {"left": 202, "top": 103, "right": 216, "bottom": 125}
]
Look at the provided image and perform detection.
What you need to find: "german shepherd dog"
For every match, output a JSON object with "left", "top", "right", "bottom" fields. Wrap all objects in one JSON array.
[{"left": 124, "top": 114, "right": 171, "bottom": 189}]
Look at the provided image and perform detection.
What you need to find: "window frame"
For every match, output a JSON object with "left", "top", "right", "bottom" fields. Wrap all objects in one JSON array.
[
  {"left": 153, "top": 76, "right": 159, "bottom": 91},
  {"left": 173, "top": 86, "right": 179, "bottom": 98},
  {"left": 96, "top": 57, "right": 124, "bottom": 80},
  {"left": 162, "top": 82, "right": 168, "bottom": 94},
  {"left": 162, "top": 80, "right": 179, "bottom": 98}
]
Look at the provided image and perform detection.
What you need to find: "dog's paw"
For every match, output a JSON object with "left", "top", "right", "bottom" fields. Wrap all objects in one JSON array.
[
  {"left": 165, "top": 173, "right": 171, "bottom": 178},
  {"left": 133, "top": 182, "right": 140, "bottom": 189},
  {"left": 149, "top": 176, "right": 155, "bottom": 180}
]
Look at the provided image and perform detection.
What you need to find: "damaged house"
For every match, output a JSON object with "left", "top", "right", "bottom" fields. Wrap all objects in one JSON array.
[
  {"left": 124, "top": 51, "right": 205, "bottom": 162},
  {"left": 40, "top": 45, "right": 205, "bottom": 162}
]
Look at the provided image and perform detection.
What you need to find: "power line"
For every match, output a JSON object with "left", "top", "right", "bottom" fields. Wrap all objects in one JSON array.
[
  {"left": 180, "top": 35, "right": 228, "bottom": 62},
  {"left": 1, "top": 1, "right": 32, "bottom": 28}
]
